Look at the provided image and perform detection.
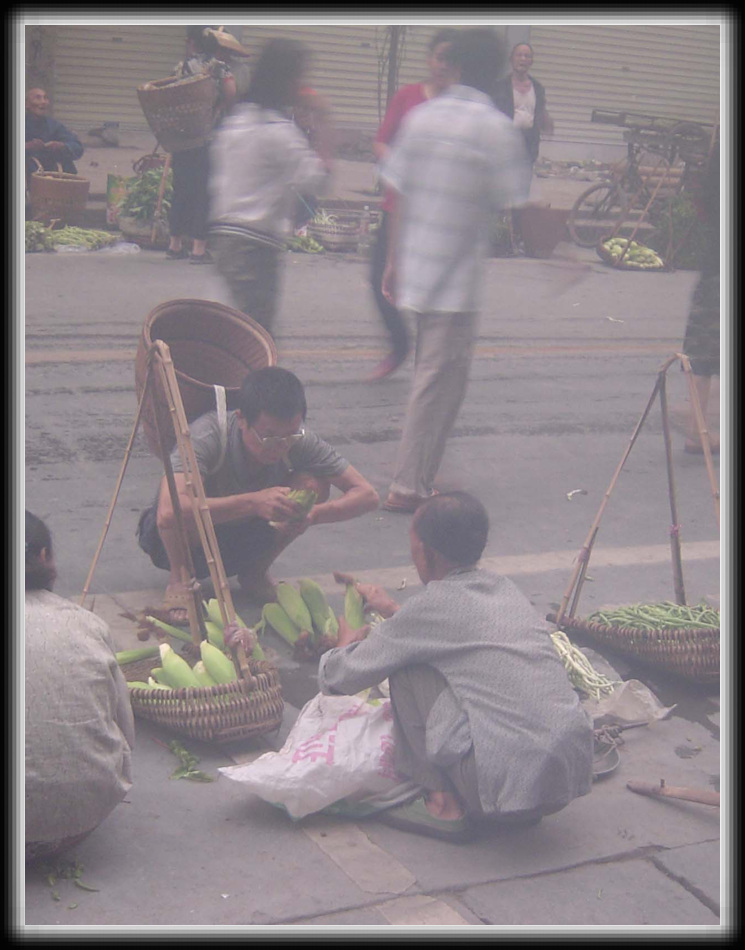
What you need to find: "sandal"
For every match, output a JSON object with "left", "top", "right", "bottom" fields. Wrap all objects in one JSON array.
[
  {"left": 382, "top": 489, "right": 439, "bottom": 514},
  {"left": 165, "top": 248, "right": 189, "bottom": 260},
  {"left": 375, "top": 796, "right": 474, "bottom": 842},
  {"left": 157, "top": 587, "right": 194, "bottom": 627}
]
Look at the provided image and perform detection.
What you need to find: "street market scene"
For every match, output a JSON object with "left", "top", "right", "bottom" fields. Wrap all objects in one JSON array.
[{"left": 20, "top": 16, "right": 728, "bottom": 936}]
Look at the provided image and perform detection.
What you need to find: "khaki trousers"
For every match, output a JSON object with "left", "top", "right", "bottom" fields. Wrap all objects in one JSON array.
[{"left": 390, "top": 311, "right": 477, "bottom": 499}]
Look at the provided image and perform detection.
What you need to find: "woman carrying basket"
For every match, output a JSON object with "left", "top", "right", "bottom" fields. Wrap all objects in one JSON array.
[{"left": 165, "top": 26, "right": 250, "bottom": 265}]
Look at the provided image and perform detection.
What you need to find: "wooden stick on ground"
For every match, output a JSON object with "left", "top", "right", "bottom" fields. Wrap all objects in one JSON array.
[{"left": 627, "top": 780, "right": 720, "bottom": 807}]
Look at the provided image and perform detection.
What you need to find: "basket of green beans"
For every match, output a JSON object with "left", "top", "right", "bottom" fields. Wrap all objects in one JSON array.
[{"left": 547, "top": 601, "right": 719, "bottom": 685}]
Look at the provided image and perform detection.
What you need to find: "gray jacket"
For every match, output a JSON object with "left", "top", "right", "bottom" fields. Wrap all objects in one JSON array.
[{"left": 319, "top": 568, "right": 594, "bottom": 816}]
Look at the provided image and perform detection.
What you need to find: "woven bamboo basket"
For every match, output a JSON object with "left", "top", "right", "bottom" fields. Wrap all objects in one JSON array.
[
  {"left": 29, "top": 169, "right": 90, "bottom": 227},
  {"left": 134, "top": 299, "right": 277, "bottom": 460},
  {"left": 121, "top": 648, "right": 285, "bottom": 744},
  {"left": 547, "top": 612, "right": 719, "bottom": 685},
  {"left": 137, "top": 74, "right": 218, "bottom": 154}
]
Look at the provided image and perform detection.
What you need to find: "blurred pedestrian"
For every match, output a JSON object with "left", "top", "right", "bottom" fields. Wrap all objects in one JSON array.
[
  {"left": 25, "top": 512, "right": 134, "bottom": 863},
  {"left": 209, "top": 37, "right": 333, "bottom": 334},
  {"left": 495, "top": 42, "right": 554, "bottom": 173},
  {"left": 25, "top": 87, "right": 84, "bottom": 185},
  {"left": 379, "top": 28, "right": 529, "bottom": 513},
  {"left": 291, "top": 84, "right": 335, "bottom": 229},
  {"left": 165, "top": 26, "right": 249, "bottom": 265},
  {"left": 681, "top": 138, "right": 720, "bottom": 455},
  {"left": 368, "top": 28, "right": 460, "bottom": 381}
]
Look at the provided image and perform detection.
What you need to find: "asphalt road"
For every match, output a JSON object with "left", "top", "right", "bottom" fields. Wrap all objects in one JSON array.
[{"left": 21, "top": 239, "right": 726, "bottom": 930}]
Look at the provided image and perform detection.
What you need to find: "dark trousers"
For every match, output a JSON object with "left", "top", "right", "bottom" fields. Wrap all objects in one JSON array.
[
  {"left": 168, "top": 145, "right": 210, "bottom": 241},
  {"left": 370, "top": 211, "right": 410, "bottom": 361}
]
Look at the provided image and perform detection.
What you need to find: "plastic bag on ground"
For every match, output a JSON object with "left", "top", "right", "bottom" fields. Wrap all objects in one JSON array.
[{"left": 219, "top": 692, "right": 419, "bottom": 820}]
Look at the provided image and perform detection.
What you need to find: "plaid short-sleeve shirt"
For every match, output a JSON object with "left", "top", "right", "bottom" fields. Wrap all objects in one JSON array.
[{"left": 380, "top": 84, "right": 530, "bottom": 314}]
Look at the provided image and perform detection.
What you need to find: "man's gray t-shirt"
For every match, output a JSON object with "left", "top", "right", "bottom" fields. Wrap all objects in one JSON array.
[{"left": 169, "top": 409, "right": 349, "bottom": 497}]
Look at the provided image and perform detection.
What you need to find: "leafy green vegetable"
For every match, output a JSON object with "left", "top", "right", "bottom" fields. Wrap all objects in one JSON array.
[{"left": 119, "top": 168, "right": 174, "bottom": 222}]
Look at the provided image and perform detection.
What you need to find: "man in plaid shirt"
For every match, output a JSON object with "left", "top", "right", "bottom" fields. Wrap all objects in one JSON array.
[{"left": 380, "top": 28, "right": 530, "bottom": 512}]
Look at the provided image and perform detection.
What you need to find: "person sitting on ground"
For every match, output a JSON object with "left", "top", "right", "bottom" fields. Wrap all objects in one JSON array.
[
  {"left": 25, "top": 511, "right": 135, "bottom": 864},
  {"left": 319, "top": 491, "right": 594, "bottom": 842},
  {"left": 25, "top": 87, "right": 84, "bottom": 183},
  {"left": 137, "top": 366, "right": 379, "bottom": 622}
]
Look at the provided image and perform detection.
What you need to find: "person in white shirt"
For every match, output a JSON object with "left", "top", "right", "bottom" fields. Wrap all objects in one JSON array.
[
  {"left": 379, "top": 28, "right": 530, "bottom": 513},
  {"left": 209, "top": 38, "right": 333, "bottom": 334}
]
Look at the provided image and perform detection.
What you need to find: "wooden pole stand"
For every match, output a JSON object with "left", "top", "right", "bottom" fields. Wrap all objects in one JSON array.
[
  {"left": 80, "top": 340, "right": 243, "bottom": 654},
  {"left": 554, "top": 353, "right": 719, "bottom": 628}
]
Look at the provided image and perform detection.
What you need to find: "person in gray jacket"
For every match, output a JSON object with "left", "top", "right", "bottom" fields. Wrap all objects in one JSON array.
[{"left": 319, "top": 491, "right": 594, "bottom": 842}]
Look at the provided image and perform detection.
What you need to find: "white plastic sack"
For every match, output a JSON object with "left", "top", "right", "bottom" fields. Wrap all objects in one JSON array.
[{"left": 219, "top": 693, "right": 419, "bottom": 820}]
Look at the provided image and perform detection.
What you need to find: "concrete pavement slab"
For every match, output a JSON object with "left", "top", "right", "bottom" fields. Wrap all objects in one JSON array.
[
  {"left": 459, "top": 858, "right": 720, "bottom": 926},
  {"left": 650, "top": 841, "right": 721, "bottom": 916}
]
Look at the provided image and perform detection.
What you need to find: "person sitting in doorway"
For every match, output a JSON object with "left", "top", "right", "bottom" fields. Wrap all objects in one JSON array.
[
  {"left": 137, "top": 366, "right": 379, "bottom": 623},
  {"left": 25, "top": 87, "right": 84, "bottom": 184},
  {"left": 319, "top": 491, "right": 594, "bottom": 842}
]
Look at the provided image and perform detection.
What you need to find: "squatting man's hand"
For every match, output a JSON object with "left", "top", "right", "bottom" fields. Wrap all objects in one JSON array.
[
  {"left": 252, "top": 486, "right": 306, "bottom": 523},
  {"left": 336, "top": 615, "right": 371, "bottom": 649}
]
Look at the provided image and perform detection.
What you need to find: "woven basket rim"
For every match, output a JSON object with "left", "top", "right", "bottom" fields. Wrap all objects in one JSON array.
[
  {"left": 31, "top": 171, "right": 90, "bottom": 184},
  {"left": 143, "top": 297, "right": 278, "bottom": 379},
  {"left": 138, "top": 73, "right": 216, "bottom": 91}
]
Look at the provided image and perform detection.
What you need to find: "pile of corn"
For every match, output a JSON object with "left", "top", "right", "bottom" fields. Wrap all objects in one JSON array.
[
  {"left": 117, "top": 598, "right": 262, "bottom": 695},
  {"left": 601, "top": 237, "right": 664, "bottom": 270},
  {"left": 260, "top": 576, "right": 377, "bottom": 661},
  {"left": 260, "top": 578, "right": 339, "bottom": 661},
  {"left": 268, "top": 489, "right": 317, "bottom": 527}
]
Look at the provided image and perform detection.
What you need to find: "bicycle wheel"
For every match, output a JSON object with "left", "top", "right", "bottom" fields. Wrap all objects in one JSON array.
[{"left": 567, "top": 183, "right": 629, "bottom": 247}]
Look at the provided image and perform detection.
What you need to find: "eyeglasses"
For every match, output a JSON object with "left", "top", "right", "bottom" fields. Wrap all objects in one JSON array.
[{"left": 250, "top": 426, "right": 306, "bottom": 448}]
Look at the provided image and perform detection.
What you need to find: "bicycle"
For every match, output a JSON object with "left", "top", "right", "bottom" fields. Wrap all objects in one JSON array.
[{"left": 566, "top": 124, "right": 710, "bottom": 248}]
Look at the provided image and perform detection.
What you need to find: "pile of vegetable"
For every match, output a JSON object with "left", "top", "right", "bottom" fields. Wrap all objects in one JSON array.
[
  {"left": 585, "top": 601, "right": 719, "bottom": 632},
  {"left": 118, "top": 168, "right": 173, "bottom": 222},
  {"left": 260, "top": 578, "right": 340, "bottom": 661},
  {"left": 286, "top": 235, "right": 324, "bottom": 254},
  {"left": 550, "top": 630, "right": 620, "bottom": 701},
  {"left": 600, "top": 238, "right": 664, "bottom": 270},
  {"left": 259, "top": 572, "right": 384, "bottom": 662},
  {"left": 25, "top": 221, "right": 118, "bottom": 252},
  {"left": 117, "top": 598, "right": 264, "bottom": 696}
]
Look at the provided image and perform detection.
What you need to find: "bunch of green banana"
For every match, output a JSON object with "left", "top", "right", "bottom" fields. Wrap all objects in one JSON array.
[{"left": 601, "top": 238, "right": 664, "bottom": 270}]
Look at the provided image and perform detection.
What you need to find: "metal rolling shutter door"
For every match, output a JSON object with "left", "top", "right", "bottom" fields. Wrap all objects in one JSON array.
[
  {"left": 52, "top": 25, "right": 188, "bottom": 134},
  {"left": 528, "top": 24, "right": 720, "bottom": 160},
  {"left": 237, "top": 23, "right": 455, "bottom": 131}
]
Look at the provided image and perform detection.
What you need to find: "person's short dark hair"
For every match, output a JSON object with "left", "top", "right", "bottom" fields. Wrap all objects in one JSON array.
[
  {"left": 238, "top": 366, "right": 308, "bottom": 427},
  {"left": 413, "top": 491, "right": 489, "bottom": 567},
  {"left": 243, "top": 37, "right": 310, "bottom": 110},
  {"left": 444, "top": 27, "right": 506, "bottom": 97},
  {"left": 429, "top": 28, "right": 459, "bottom": 51},
  {"left": 26, "top": 511, "right": 57, "bottom": 591},
  {"left": 510, "top": 41, "right": 534, "bottom": 58}
]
